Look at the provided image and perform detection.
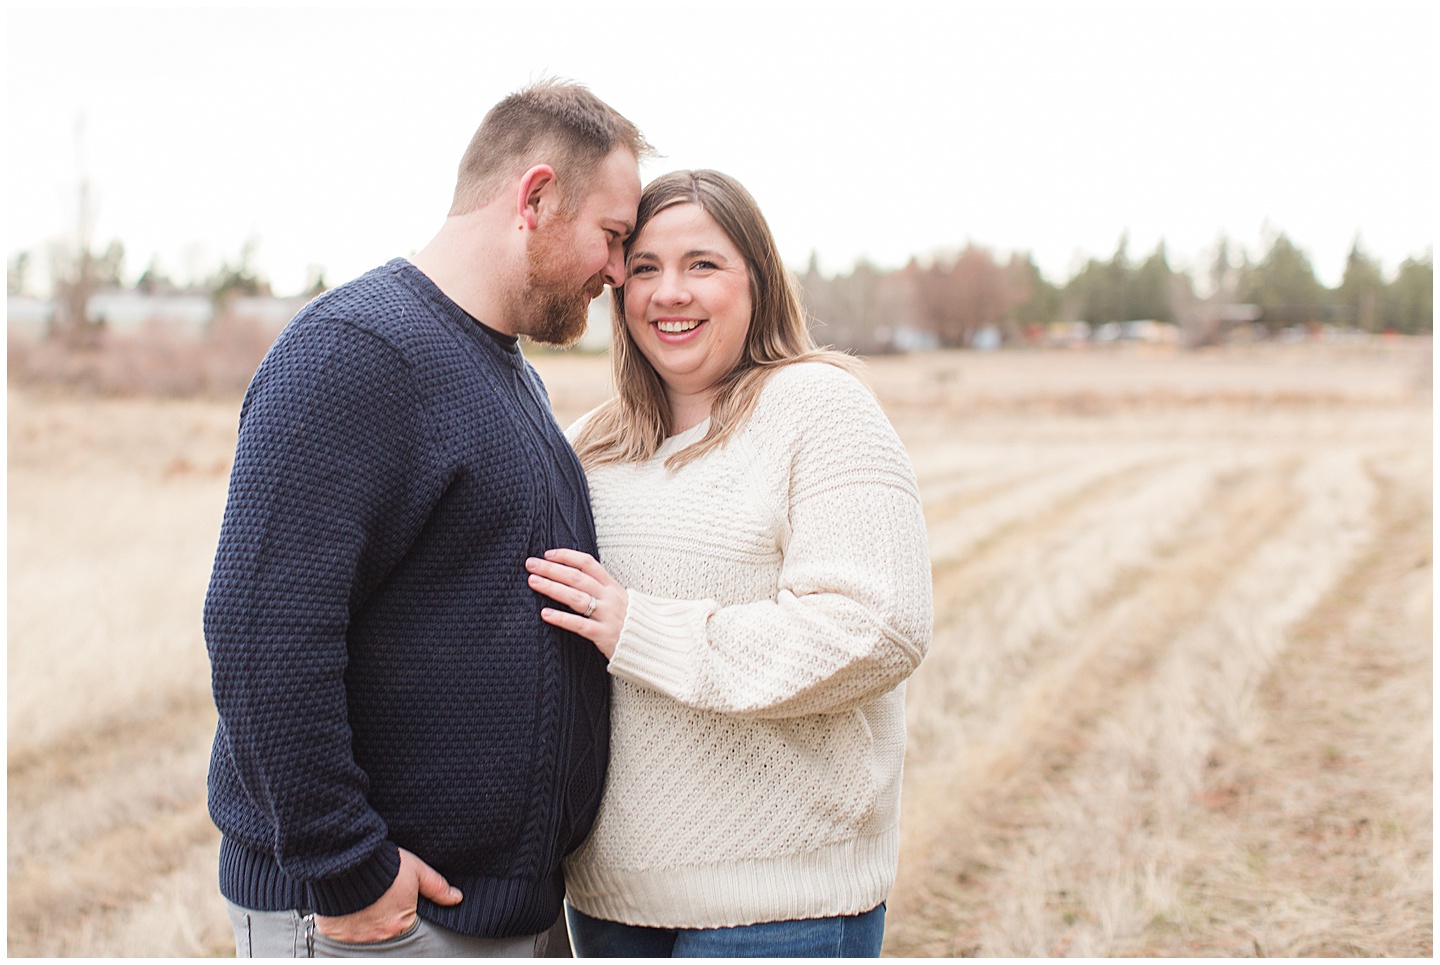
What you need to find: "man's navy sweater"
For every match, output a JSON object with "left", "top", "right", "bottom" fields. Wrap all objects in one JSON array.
[{"left": 204, "top": 259, "right": 610, "bottom": 938}]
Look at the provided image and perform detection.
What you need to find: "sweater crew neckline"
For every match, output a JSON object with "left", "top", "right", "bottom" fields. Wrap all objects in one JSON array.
[
  {"left": 662, "top": 417, "right": 711, "bottom": 449},
  {"left": 387, "top": 258, "right": 521, "bottom": 355}
]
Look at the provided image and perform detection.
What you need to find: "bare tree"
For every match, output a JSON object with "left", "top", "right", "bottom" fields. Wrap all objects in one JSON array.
[
  {"left": 8, "top": 250, "right": 31, "bottom": 296},
  {"left": 917, "top": 245, "right": 1010, "bottom": 347},
  {"left": 48, "top": 115, "right": 122, "bottom": 346}
]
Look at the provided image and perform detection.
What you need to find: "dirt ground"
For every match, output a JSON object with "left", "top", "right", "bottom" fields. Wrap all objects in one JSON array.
[{"left": 7, "top": 340, "right": 1432, "bottom": 956}]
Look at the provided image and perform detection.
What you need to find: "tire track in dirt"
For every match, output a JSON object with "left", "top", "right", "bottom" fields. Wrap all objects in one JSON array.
[
  {"left": 925, "top": 453, "right": 1174, "bottom": 605},
  {"left": 906, "top": 452, "right": 1234, "bottom": 762},
  {"left": 913, "top": 446, "right": 1090, "bottom": 522},
  {"left": 952, "top": 460, "right": 1298, "bottom": 788},
  {"left": 1150, "top": 453, "right": 1433, "bottom": 957},
  {"left": 890, "top": 450, "right": 1312, "bottom": 955},
  {"left": 921, "top": 460, "right": 1084, "bottom": 534}
]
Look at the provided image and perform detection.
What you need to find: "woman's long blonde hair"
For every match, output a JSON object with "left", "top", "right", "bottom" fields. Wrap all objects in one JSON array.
[{"left": 571, "top": 170, "right": 854, "bottom": 470}]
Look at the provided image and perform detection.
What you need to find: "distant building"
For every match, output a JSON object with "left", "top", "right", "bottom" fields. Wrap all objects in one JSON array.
[
  {"left": 1046, "top": 320, "right": 1092, "bottom": 347},
  {"left": 221, "top": 295, "right": 313, "bottom": 342},
  {"left": 90, "top": 292, "right": 213, "bottom": 341},
  {"left": 1093, "top": 320, "right": 1179, "bottom": 345},
  {"left": 6, "top": 297, "right": 54, "bottom": 340},
  {"left": 970, "top": 325, "right": 1002, "bottom": 351},
  {"left": 6, "top": 292, "right": 311, "bottom": 344},
  {"left": 10, "top": 291, "right": 613, "bottom": 358}
]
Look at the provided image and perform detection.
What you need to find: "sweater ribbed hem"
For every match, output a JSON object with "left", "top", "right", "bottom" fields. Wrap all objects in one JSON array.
[
  {"left": 608, "top": 590, "right": 712, "bottom": 696},
  {"left": 563, "top": 828, "right": 898, "bottom": 929},
  {"left": 218, "top": 837, "right": 311, "bottom": 912},
  {"left": 218, "top": 836, "right": 400, "bottom": 916},
  {"left": 218, "top": 838, "right": 564, "bottom": 938},
  {"left": 312, "top": 844, "right": 403, "bottom": 917},
  {"left": 420, "top": 869, "right": 565, "bottom": 939}
]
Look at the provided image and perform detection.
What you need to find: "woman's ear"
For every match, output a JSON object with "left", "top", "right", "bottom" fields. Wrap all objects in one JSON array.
[{"left": 515, "top": 164, "right": 557, "bottom": 231}]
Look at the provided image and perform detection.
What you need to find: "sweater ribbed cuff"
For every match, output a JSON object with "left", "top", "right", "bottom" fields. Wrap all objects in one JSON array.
[
  {"left": 305, "top": 841, "right": 402, "bottom": 916},
  {"left": 607, "top": 590, "right": 714, "bottom": 697}
]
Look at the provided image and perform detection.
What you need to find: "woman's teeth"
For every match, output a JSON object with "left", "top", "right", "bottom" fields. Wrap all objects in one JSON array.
[{"left": 657, "top": 319, "right": 702, "bottom": 334}]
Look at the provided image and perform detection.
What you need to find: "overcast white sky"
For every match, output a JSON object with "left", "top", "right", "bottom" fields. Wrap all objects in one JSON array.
[{"left": 7, "top": 2, "right": 1435, "bottom": 296}]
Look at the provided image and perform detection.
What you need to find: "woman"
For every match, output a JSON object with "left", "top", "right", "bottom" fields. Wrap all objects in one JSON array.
[{"left": 524, "top": 170, "right": 932, "bottom": 958}]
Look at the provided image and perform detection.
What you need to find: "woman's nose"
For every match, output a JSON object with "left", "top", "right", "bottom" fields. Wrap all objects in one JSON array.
[{"left": 654, "top": 271, "right": 690, "bottom": 305}]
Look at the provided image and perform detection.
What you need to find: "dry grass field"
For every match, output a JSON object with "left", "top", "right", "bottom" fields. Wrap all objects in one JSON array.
[{"left": 7, "top": 340, "right": 1432, "bottom": 957}]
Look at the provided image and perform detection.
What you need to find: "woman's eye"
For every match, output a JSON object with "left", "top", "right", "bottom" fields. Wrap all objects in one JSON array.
[
  {"left": 629, "top": 263, "right": 657, "bottom": 275},
  {"left": 692, "top": 260, "right": 717, "bottom": 271}
]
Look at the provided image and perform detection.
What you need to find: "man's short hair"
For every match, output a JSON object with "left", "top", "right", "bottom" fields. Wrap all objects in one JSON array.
[{"left": 450, "top": 78, "right": 653, "bottom": 216}]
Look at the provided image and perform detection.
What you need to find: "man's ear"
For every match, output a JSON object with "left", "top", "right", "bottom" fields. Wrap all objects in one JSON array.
[{"left": 516, "top": 164, "right": 557, "bottom": 231}]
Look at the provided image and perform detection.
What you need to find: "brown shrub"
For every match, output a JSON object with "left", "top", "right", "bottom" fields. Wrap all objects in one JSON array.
[{"left": 7, "top": 313, "right": 276, "bottom": 398}]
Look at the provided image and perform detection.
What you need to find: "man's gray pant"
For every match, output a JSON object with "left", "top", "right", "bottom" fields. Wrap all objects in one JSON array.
[{"left": 225, "top": 901, "right": 555, "bottom": 958}]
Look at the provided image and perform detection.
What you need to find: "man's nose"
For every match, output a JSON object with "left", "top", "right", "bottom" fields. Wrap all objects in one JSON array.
[{"left": 602, "top": 248, "right": 626, "bottom": 288}]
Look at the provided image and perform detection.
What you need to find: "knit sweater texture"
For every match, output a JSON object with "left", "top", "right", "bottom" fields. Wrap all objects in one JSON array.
[
  {"left": 204, "top": 258, "right": 610, "bottom": 938},
  {"left": 562, "top": 362, "right": 933, "bottom": 928}
]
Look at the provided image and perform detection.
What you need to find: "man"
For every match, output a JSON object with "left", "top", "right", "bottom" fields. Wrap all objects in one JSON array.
[{"left": 204, "top": 79, "right": 649, "bottom": 957}]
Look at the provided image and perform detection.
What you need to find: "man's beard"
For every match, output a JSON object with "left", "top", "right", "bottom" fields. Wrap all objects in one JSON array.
[{"left": 510, "top": 222, "right": 602, "bottom": 348}]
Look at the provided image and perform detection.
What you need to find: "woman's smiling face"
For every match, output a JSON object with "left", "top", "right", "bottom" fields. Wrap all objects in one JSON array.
[{"left": 622, "top": 203, "right": 752, "bottom": 421}]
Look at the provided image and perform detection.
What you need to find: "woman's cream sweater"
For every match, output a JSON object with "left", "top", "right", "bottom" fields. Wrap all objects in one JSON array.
[{"left": 562, "top": 361, "right": 933, "bottom": 929}]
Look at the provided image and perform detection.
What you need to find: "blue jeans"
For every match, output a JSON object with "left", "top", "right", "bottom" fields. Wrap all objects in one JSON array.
[{"left": 565, "top": 903, "right": 885, "bottom": 958}]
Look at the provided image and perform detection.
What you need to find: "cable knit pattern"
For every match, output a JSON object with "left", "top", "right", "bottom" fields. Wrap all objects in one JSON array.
[
  {"left": 562, "top": 362, "right": 932, "bottom": 928},
  {"left": 204, "top": 259, "right": 610, "bottom": 938}
]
